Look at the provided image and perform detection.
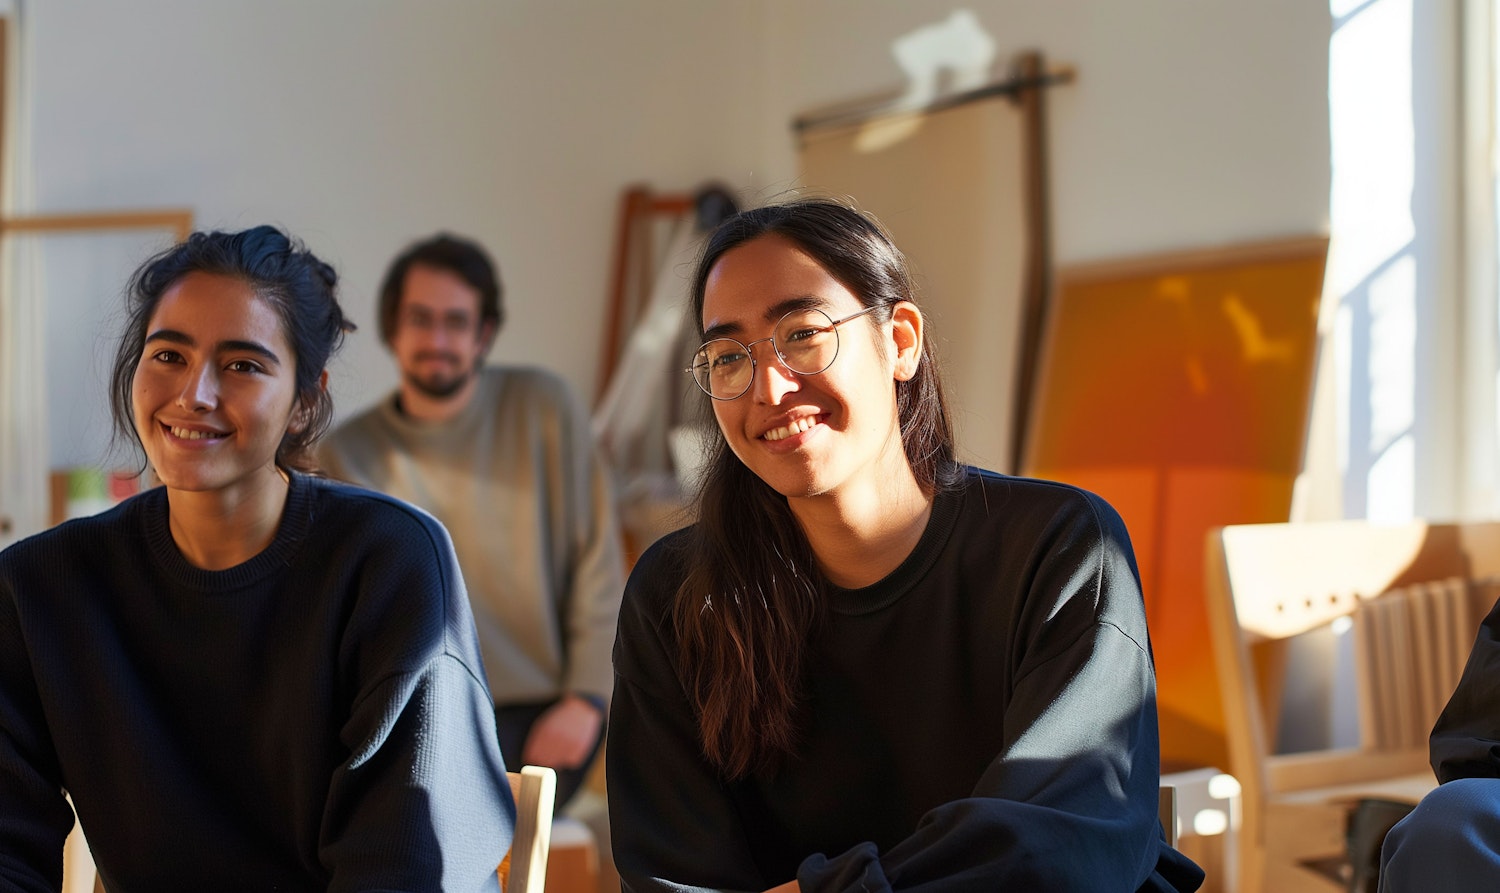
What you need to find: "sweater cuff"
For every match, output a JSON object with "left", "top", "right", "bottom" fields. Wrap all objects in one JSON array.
[
  {"left": 572, "top": 691, "right": 608, "bottom": 718},
  {"left": 798, "top": 842, "right": 892, "bottom": 893}
]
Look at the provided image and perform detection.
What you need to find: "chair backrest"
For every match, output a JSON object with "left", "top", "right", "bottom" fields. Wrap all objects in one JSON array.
[
  {"left": 501, "top": 766, "right": 557, "bottom": 893},
  {"left": 1205, "top": 518, "right": 1500, "bottom": 891},
  {"left": 1208, "top": 521, "right": 1500, "bottom": 776},
  {"left": 1353, "top": 577, "right": 1495, "bottom": 751}
]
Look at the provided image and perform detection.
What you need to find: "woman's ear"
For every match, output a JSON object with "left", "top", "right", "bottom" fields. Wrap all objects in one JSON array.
[
  {"left": 888, "top": 302, "right": 923, "bottom": 382},
  {"left": 288, "top": 370, "right": 329, "bottom": 435}
]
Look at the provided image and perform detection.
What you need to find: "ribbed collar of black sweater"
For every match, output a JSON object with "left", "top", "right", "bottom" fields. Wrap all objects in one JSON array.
[
  {"left": 138, "top": 470, "right": 317, "bottom": 593},
  {"left": 825, "top": 475, "right": 967, "bottom": 617}
]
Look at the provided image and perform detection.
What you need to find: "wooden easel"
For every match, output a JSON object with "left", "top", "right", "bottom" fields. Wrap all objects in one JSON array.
[
  {"left": 793, "top": 49, "right": 1074, "bottom": 473},
  {"left": 596, "top": 185, "right": 696, "bottom": 404}
]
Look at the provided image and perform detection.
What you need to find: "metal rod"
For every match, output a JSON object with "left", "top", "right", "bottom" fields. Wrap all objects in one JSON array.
[{"left": 792, "top": 63, "right": 1074, "bottom": 137}]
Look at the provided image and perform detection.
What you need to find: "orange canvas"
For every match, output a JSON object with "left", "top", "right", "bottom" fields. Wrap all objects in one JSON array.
[{"left": 1023, "top": 237, "right": 1328, "bottom": 770}]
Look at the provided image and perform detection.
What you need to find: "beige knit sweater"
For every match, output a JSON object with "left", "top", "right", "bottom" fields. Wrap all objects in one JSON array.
[{"left": 318, "top": 366, "right": 626, "bottom": 707}]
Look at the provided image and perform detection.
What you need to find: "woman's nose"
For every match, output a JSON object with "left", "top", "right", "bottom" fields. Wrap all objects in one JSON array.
[
  {"left": 177, "top": 364, "right": 217, "bottom": 411},
  {"left": 750, "top": 345, "right": 800, "bottom": 405}
]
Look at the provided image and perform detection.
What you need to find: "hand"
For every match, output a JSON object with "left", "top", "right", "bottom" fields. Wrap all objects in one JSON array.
[
  {"left": 763, "top": 882, "right": 800, "bottom": 893},
  {"left": 520, "top": 694, "right": 604, "bottom": 770}
]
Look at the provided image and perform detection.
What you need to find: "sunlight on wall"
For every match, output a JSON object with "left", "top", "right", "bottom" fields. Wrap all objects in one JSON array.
[
  {"left": 1328, "top": 0, "right": 1416, "bottom": 521},
  {"left": 1367, "top": 255, "right": 1417, "bottom": 521}
]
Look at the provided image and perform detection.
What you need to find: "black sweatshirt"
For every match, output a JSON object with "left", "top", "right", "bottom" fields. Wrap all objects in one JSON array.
[
  {"left": 0, "top": 473, "right": 514, "bottom": 893},
  {"left": 1431, "top": 592, "right": 1500, "bottom": 783},
  {"left": 609, "top": 469, "right": 1204, "bottom": 892}
]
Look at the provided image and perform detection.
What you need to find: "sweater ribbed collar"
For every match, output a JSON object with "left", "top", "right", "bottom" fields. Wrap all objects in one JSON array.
[
  {"left": 825, "top": 473, "right": 967, "bottom": 616},
  {"left": 377, "top": 366, "right": 501, "bottom": 440},
  {"left": 140, "top": 470, "right": 316, "bottom": 592}
]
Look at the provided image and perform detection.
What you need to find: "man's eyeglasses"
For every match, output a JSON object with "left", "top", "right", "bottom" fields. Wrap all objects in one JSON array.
[
  {"left": 686, "top": 304, "right": 884, "bottom": 401},
  {"left": 399, "top": 308, "right": 480, "bottom": 337}
]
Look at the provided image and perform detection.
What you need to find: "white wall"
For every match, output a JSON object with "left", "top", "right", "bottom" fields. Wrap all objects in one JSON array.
[
  {"left": 25, "top": 0, "right": 767, "bottom": 467},
  {"left": 22, "top": 0, "right": 1332, "bottom": 470}
]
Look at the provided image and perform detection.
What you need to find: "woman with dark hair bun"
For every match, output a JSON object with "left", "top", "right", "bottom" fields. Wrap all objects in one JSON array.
[
  {"left": 0, "top": 226, "right": 514, "bottom": 891},
  {"left": 607, "top": 199, "right": 1204, "bottom": 892}
]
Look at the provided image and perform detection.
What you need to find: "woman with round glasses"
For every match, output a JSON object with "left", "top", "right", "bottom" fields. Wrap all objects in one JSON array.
[{"left": 607, "top": 198, "right": 1204, "bottom": 892}]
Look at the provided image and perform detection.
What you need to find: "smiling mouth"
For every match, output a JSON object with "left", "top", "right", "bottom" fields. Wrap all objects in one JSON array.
[
  {"left": 763, "top": 417, "right": 819, "bottom": 442},
  {"left": 166, "top": 424, "right": 227, "bottom": 441}
]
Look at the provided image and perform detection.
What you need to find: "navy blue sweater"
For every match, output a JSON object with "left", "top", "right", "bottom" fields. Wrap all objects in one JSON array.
[
  {"left": 0, "top": 473, "right": 514, "bottom": 892},
  {"left": 609, "top": 469, "right": 1204, "bottom": 892}
]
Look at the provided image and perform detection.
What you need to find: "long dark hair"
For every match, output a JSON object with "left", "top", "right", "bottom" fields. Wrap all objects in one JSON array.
[
  {"left": 109, "top": 225, "right": 354, "bottom": 474},
  {"left": 675, "top": 198, "right": 962, "bottom": 778}
]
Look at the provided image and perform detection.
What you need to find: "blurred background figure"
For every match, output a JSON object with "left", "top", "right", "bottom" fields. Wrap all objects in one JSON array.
[{"left": 319, "top": 232, "right": 625, "bottom": 810}]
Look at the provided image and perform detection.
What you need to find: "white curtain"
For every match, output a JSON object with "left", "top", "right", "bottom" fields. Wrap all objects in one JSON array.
[
  {"left": 0, "top": 1, "right": 47, "bottom": 548},
  {"left": 591, "top": 215, "right": 710, "bottom": 547},
  {"left": 592, "top": 214, "right": 704, "bottom": 485},
  {"left": 1311, "top": 0, "right": 1472, "bottom": 523},
  {"left": 1460, "top": 0, "right": 1500, "bottom": 520}
]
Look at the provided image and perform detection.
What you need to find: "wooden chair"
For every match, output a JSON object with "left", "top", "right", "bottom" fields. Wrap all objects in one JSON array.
[
  {"left": 503, "top": 767, "right": 603, "bottom": 893},
  {"left": 1160, "top": 785, "right": 1178, "bottom": 847},
  {"left": 502, "top": 765, "right": 557, "bottom": 893},
  {"left": 1204, "top": 519, "right": 1500, "bottom": 893},
  {"left": 1159, "top": 765, "right": 1242, "bottom": 891},
  {"left": 60, "top": 801, "right": 100, "bottom": 893}
]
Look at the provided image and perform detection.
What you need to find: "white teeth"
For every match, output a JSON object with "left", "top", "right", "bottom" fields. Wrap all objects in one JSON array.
[
  {"left": 170, "top": 426, "right": 221, "bottom": 441},
  {"left": 763, "top": 417, "right": 817, "bottom": 442}
]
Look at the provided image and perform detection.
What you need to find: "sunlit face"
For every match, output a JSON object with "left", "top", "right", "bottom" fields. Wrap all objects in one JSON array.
[
  {"left": 700, "top": 234, "right": 914, "bottom": 501},
  {"left": 388, "top": 264, "right": 492, "bottom": 399},
  {"left": 131, "top": 272, "right": 302, "bottom": 499}
]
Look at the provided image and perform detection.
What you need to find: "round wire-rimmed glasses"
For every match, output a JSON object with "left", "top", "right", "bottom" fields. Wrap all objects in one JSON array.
[{"left": 686, "top": 304, "right": 885, "bottom": 400}]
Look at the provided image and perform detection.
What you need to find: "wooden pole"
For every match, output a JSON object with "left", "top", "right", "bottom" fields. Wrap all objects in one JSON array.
[
  {"left": 598, "top": 186, "right": 650, "bottom": 404},
  {"left": 1010, "top": 50, "right": 1055, "bottom": 475},
  {"left": 0, "top": 209, "right": 194, "bottom": 241},
  {"left": 596, "top": 187, "right": 696, "bottom": 406}
]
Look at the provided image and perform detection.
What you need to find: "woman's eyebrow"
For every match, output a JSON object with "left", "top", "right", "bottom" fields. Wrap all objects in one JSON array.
[
  {"left": 218, "top": 339, "right": 283, "bottom": 365},
  {"left": 143, "top": 329, "right": 282, "bottom": 365},
  {"left": 702, "top": 294, "right": 826, "bottom": 341},
  {"left": 143, "top": 328, "right": 194, "bottom": 347}
]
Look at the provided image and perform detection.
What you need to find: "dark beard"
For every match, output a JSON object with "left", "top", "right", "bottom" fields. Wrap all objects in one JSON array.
[{"left": 403, "top": 365, "right": 476, "bottom": 400}]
